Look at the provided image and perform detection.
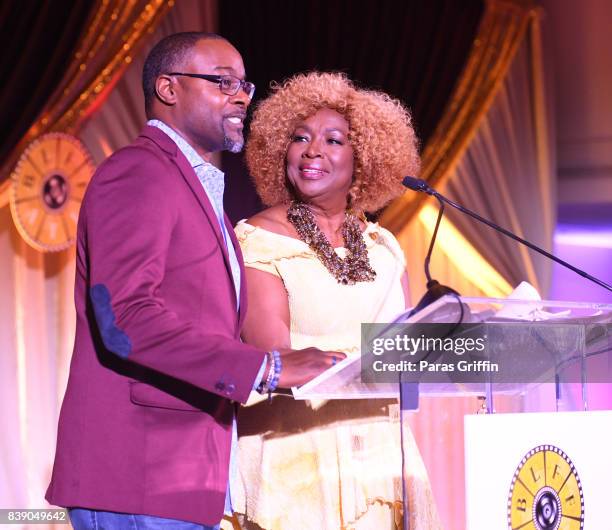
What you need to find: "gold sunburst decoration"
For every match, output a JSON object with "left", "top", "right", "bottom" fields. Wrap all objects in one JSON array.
[{"left": 10, "top": 133, "right": 95, "bottom": 252}]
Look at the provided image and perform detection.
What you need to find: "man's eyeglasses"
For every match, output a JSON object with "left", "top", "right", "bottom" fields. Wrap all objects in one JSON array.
[{"left": 168, "top": 73, "right": 256, "bottom": 100}]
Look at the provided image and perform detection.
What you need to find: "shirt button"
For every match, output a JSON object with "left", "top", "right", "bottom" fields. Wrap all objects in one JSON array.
[{"left": 226, "top": 383, "right": 236, "bottom": 394}]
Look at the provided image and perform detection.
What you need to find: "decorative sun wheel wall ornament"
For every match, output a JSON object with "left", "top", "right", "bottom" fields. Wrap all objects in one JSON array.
[{"left": 10, "top": 133, "right": 95, "bottom": 252}]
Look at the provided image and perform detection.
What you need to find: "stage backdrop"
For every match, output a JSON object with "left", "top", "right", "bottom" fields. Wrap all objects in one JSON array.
[{"left": 0, "top": 2, "right": 559, "bottom": 530}]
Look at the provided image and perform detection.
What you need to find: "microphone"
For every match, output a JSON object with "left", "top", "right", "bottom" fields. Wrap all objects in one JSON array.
[
  {"left": 402, "top": 176, "right": 434, "bottom": 194},
  {"left": 402, "top": 176, "right": 612, "bottom": 295}
]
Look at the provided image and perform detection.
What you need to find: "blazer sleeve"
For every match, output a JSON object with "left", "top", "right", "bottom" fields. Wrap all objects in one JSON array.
[{"left": 83, "top": 146, "right": 266, "bottom": 404}]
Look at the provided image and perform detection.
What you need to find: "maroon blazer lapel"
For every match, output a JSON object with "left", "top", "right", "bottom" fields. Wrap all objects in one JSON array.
[
  {"left": 224, "top": 213, "right": 248, "bottom": 329},
  {"left": 139, "top": 127, "right": 236, "bottom": 290}
]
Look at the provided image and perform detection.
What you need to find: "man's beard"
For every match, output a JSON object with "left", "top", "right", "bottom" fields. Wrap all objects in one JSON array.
[{"left": 223, "top": 127, "right": 244, "bottom": 153}]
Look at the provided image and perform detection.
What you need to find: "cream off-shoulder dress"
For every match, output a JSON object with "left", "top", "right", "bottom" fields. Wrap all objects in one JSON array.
[{"left": 232, "top": 220, "right": 443, "bottom": 530}]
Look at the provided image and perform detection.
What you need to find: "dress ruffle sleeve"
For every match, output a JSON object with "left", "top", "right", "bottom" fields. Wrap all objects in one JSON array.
[{"left": 235, "top": 220, "right": 313, "bottom": 277}]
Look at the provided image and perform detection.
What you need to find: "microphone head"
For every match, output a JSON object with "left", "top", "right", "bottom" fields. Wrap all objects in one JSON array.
[{"left": 402, "top": 176, "right": 431, "bottom": 193}]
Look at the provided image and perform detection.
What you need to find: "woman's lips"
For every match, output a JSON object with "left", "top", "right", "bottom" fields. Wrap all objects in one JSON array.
[{"left": 299, "top": 167, "right": 326, "bottom": 179}]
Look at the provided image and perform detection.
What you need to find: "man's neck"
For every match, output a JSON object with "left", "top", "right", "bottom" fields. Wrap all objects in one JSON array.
[{"left": 148, "top": 118, "right": 216, "bottom": 164}]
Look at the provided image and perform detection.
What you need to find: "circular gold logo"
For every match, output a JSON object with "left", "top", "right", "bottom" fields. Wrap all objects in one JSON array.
[
  {"left": 10, "top": 133, "right": 95, "bottom": 252},
  {"left": 508, "top": 445, "right": 584, "bottom": 530}
]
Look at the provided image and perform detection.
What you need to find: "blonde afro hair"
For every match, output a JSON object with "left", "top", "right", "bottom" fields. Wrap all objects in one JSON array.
[{"left": 245, "top": 71, "right": 420, "bottom": 213}]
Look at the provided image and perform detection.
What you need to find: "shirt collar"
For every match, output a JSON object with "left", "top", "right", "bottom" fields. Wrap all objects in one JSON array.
[{"left": 147, "top": 119, "right": 224, "bottom": 178}]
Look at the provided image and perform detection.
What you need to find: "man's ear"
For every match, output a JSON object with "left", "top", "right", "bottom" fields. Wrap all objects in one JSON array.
[{"left": 155, "top": 75, "right": 177, "bottom": 106}]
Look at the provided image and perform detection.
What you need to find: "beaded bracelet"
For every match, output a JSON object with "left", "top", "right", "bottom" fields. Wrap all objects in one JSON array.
[
  {"left": 267, "top": 350, "right": 282, "bottom": 393},
  {"left": 257, "top": 350, "right": 282, "bottom": 395}
]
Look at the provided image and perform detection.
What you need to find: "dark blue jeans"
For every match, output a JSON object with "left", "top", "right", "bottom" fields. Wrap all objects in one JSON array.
[{"left": 68, "top": 508, "right": 221, "bottom": 530}]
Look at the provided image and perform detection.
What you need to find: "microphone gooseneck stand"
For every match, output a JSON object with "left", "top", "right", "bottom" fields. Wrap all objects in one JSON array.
[
  {"left": 396, "top": 176, "right": 612, "bottom": 530},
  {"left": 409, "top": 192, "right": 460, "bottom": 316},
  {"left": 402, "top": 176, "right": 612, "bottom": 294}
]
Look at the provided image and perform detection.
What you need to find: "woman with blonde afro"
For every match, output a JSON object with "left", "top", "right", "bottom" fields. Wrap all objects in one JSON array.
[{"left": 232, "top": 72, "right": 442, "bottom": 530}]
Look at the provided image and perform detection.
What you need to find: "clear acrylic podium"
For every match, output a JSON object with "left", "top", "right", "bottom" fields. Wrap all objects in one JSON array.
[
  {"left": 291, "top": 296, "right": 611, "bottom": 530},
  {"left": 292, "top": 295, "right": 612, "bottom": 413}
]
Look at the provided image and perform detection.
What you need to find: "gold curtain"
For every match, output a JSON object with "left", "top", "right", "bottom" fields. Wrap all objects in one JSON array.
[
  {"left": 380, "top": 0, "right": 539, "bottom": 232},
  {"left": 0, "top": 0, "right": 173, "bottom": 183}
]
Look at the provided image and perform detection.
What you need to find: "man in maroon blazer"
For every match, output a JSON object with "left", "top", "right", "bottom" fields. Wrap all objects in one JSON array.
[{"left": 46, "top": 32, "right": 340, "bottom": 529}]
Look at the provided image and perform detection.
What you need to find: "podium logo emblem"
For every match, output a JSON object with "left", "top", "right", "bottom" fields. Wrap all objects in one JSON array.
[{"left": 508, "top": 445, "right": 584, "bottom": 530}]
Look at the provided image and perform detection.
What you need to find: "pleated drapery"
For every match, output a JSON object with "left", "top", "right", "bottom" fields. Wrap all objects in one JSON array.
[
  {"left": 381, "top": 0, "right": 540, "bottom": 232},
  {"left": 0, "top": 0, "right": 172, "bottom": 183},
  {"left": 0, "top": 1, "right": 93, "bottom": 170},
  {"left": 395, "top": 12, "right": 555, "bottom": 302}
]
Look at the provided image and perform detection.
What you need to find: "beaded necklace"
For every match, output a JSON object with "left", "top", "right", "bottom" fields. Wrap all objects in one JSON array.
[{"left": 286, "top": 201, "right": 376, "bottom": 285}]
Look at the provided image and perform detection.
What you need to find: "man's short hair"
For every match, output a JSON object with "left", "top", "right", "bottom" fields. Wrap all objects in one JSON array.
[{"left": 142, "top": 32, "right": 226, "bottom": 117}]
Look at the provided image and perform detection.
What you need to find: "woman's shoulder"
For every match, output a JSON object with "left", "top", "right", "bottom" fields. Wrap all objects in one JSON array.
[
  {"left": 245, "top": 205, "right": 294, "bottom": 236},
  {"left": 365, "top": 222, "right": 406, "bottom": 264},
  {"left": 235, "top": 205, "right": 310, "bottom": 262}
]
